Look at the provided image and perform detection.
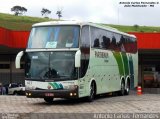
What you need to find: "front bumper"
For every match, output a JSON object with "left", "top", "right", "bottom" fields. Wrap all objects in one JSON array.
[{"left": 26, "top": 88, "right": 78, "bottom": 98}]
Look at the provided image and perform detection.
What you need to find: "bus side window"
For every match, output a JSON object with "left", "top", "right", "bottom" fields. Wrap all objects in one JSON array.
[
  {"left": 101, "top": 36, "right": 110, "bottom": 49},
  {"left": 119, "top": 35, "right": 126, "bottom": 52},
  {"left": 93, "top": 38, "right": 100, "bottom": 48},
  {"left": 110, "top": 36, "right": 117, "bottom": 50}
]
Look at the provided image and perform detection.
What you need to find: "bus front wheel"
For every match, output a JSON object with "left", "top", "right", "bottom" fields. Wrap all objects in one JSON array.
[
  {"left": 87, "top": 82, "right": 96, "bottom": 102},
  {"left": 44, "top": 97, "right": 54, "bottom": 103}
]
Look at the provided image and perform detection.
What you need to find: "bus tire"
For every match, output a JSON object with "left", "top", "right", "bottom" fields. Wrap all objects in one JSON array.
[
  {"left": 119, "top": 81, "right": 125, "bottom": 96},
  {"left": 87, "top": 82, "right": 96, "bottom": 102},
  {"left": 125, "top": 80, "right": 130, "bottom": 95},
  {"left": 44, "top": 97, "right": 54, "bottom": 103}
]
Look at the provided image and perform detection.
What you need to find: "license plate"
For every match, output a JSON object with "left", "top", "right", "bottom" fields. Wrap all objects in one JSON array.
[{"left": 45, "top": 93, "right": 54, "bottom": 96}]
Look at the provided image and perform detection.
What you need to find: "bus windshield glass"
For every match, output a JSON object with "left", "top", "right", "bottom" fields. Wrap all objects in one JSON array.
[
  {"left": 25, "top": 51, "right": 76, "bottom": 80},
  {"left": 27, "top": 25, "right": 80, "bottom": 49}
]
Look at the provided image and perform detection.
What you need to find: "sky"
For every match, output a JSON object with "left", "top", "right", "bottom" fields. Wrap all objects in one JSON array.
[{"left": 0, "top": 0, "right": 160, "bottom": 26}]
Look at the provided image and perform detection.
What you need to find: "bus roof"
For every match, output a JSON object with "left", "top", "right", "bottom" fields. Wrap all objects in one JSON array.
[{"left": 32, "top": 21, "right": 136, "bottom": 38}]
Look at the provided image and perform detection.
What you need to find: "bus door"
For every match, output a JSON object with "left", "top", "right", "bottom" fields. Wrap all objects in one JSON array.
[{"left": 78, "top": 53, "right": 89, "bottom": 97}]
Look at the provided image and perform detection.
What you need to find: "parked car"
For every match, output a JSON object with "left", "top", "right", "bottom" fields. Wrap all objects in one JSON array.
[{"left": 8, "top": 83, "right": 25, "bottom": 95}]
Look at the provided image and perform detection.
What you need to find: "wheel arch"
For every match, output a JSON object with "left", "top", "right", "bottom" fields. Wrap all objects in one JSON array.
[
  {"left": 125, "top": 76, "right": 130, "bottom": 89},
  {"left": 120, "top": 76, "right": 125, "bottom": 87}
]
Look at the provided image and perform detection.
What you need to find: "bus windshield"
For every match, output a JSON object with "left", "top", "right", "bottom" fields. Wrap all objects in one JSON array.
[
  {"left": 25, "top": 51, "right": 76, "bottom": 80},
  {"left": 27, "top": 26, "right": 80, "bottom": 49}
]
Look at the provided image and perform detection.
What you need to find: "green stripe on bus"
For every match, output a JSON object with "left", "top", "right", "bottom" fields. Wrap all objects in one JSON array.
[
  {"left": 49, "top": 82, "right": 57, "bottom": 89},
  {"left": 59, "top": 83, "right": 63, "bottom": 89},
  {"left": 112, "top": 52, "right": 124, "bottom": 76},
  {"left": 121, "top": 52, "right": 129, "bottom": 76},
  {"left": 54, "top": 82, "right": 60, "bottom": 89}
]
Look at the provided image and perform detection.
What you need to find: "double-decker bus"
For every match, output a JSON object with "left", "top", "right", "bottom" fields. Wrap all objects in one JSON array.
[{"left": 15, "top": 21, "right": 138, "bottom": 103}]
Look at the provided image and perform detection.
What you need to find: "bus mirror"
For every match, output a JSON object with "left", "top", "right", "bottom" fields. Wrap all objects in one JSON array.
[
  {"left": 75, "top": 50, "right": 81, "bottom": 68},
  {"left": 15, "top": 51, "right": 24, "bottom": 69}
]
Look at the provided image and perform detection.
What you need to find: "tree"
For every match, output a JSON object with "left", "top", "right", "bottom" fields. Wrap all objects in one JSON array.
[
  {"left": 11, "top": 6, "right": 27, "bottom": 16},
  {"left": 133, "top": 24, "right": 139, "bottom": 31},
  {"left": 56, "top": 10, "right": 62, "bottom": 20},
  {"left": 11, "top": 6, "right": 21, "bottom": 16},
  {"left": 21, "top": 7, "right": 27, "bottom": 15},
  {"left": 41, "top": 8, "right": 51, "bottom": 18}
]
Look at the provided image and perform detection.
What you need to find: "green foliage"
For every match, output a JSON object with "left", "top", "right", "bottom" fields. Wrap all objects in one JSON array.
[
  {"left": 102, "top": 24, "right": 160, "bottom": 33},
  {"left": 56, "top": 10, "right": 62, "bottom": 19},
  {"left": 11, "top": 6, "right": 27, "bottom": 16},
  {"left": 0, "top": 13, "right": 58, "bottom": 31},
  {"left": 133, "top": 24, "right": 139, "bottom": 31},
  {"left": 0, "top": 13, "right": 160, "bottom": 32},
  {"left": 41, "top": 8, "right": 51, "bottom": 17}
]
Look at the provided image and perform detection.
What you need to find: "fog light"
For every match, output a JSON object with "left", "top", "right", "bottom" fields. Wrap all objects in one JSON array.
[
  {"left": 74, "top": 93, "right": 77, "bottom": 96},
  {"left": 29, "top": 93, "right": 31, "bottom": 96},
  {"left": 26, "top": 93, "right": 28, "bottom": 96},
  {"left": 70, "top": 93, "right": 73, "bottom": 96}
]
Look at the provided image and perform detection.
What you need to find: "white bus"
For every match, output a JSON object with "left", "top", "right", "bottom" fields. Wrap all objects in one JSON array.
[{"left": 15, "top": 21, "right": 138, "bottom": 103}]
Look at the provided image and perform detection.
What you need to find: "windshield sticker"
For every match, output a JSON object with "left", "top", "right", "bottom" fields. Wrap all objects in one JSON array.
[
  {"left": 65, "top": 43, "right": 73, "bottom": 47},
  {"left": 45, "top": 41, "right": 57, "bottom": 48},
  {"left": 32, "top": 56, "right": 38, "bottom": 59}
]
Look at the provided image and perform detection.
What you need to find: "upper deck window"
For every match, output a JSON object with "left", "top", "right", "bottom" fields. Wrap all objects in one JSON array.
[{"left": 27, "top": 25, "right": 80, "bottom": 49}]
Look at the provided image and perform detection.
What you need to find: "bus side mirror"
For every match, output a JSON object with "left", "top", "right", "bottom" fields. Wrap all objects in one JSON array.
[
  {"left": 75, "top": 50, "right": 81, "bottom": 68},
  {"left": 15, "top": 51, "right": 24, "bottom": 69}
]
